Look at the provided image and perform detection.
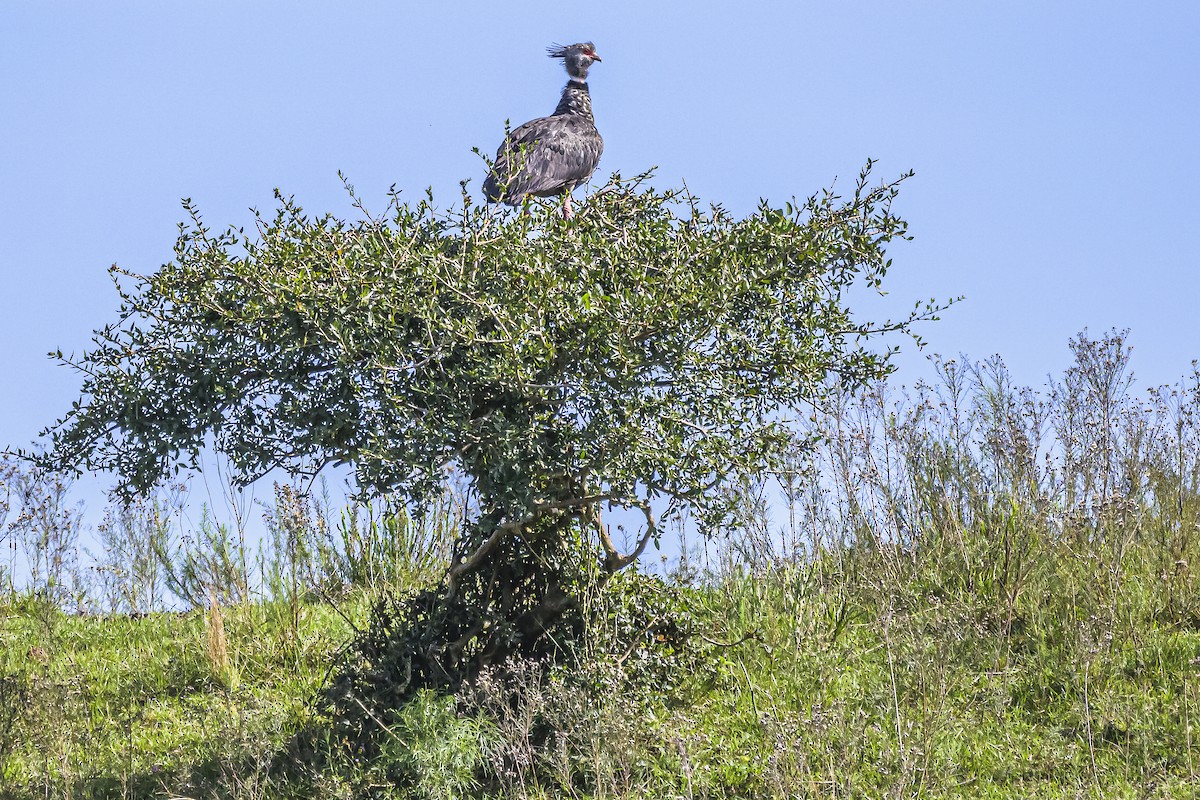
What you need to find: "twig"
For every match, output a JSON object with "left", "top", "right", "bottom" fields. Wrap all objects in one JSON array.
[
  {"left": 351, "top": 695, "right": 402, "bottom": 744},
  {"left": 698, "top": 631, "right": 759, "bottom": 650},
  {"left": 1084, "top": 661, "right": 1098, "bottom": 784},
  {"left": 882, "top": 610, "right": 905, "bottom": 760},
  {"left": 313, "top": 583, "right": 362, "bottom": 635}
]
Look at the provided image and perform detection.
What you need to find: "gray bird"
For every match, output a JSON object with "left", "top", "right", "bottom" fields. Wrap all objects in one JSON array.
[{"left": 483, "top": 42, "right": 604, "bottom": 218}]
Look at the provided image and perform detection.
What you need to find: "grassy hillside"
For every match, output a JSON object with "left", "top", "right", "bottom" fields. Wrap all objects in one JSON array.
[
  {"left": 3, "top": 529, "right": 1199, "bottom": 798},
  {"left": 4, "top": 331, "right": 1200, "bottom": 797},
  {"left": 1, "top": 593, "right": 352, "bottom": 796}
]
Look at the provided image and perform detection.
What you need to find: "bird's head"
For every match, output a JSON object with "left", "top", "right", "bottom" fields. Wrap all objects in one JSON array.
[{"left": 548, "top": 42, "right": 601, "bottom": 81}]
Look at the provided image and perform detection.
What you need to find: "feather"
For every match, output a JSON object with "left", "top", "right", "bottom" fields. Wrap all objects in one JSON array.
[{"left": 485, "top": 115, "right": 603, "bottom": 204}]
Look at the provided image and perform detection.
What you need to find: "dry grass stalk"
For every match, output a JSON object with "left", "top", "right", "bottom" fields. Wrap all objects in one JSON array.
[{"left": 206, "top": 589, "right": 231, "bottom": 687}]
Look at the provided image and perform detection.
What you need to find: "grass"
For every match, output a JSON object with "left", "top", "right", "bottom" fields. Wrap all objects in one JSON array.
[
  {"left": 0, "top": 591, "right": 362, "bottom": 797},
  {"left": 699, "top": 547, "right": 1200, "bottom": 798},
  {"left": 5, "top": 330, "right": 1200, "bottom": 797},
  {"left": 3, "top": 527, "right": 1199, "bottom": 798}
]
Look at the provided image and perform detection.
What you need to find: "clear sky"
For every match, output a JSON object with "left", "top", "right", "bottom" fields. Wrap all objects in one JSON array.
[{"left": 2, "top": 1, "right": 1198, "bottom": 469}]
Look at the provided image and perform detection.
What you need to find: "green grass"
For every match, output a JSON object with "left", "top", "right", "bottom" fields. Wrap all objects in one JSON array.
[
  {"left": 0, "top": 591, "right": 362, "bottom": 797},
  {"left": 9, "top": 328, "right": 1200, "bottom": 797},
  {"left": 4, "top": 526, "right": 1199, "bottom": 798},
  {"left": 694, "top": 555, "right": 1200, "bottom": 798}
]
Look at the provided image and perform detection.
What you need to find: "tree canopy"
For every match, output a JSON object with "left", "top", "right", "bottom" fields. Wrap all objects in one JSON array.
[
  {"left": 36, "top": 165, "right": 942, "bottom": 686},
  {"left": 45, "top": 166, "right": 934, "bottom": 527}
]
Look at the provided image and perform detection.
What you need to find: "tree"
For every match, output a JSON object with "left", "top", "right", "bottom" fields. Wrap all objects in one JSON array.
[{"left": 37, "top": 165, "right": 940, "bottom": 691}]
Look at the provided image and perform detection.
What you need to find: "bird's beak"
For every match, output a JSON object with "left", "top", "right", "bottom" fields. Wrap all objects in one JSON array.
[{"left": 590, "top": 53, "right": 602, "bottom": 62}]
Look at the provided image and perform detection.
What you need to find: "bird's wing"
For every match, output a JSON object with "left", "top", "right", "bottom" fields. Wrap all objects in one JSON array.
[{"left": 487, "top": 116, "right": 603, "bottom": 203}]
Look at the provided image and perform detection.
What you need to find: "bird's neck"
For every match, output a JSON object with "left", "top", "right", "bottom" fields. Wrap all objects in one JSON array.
[{"left": 553, "top": 80, "right": 593, "bottom": 120}]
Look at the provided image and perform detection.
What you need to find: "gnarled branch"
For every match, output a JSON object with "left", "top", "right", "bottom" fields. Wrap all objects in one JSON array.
[
  {"left": 446, "top": 492, "right": 613, "bottom": 595},
  {"left": 596, "top": 499, "right": 657, "bottom": 573}
]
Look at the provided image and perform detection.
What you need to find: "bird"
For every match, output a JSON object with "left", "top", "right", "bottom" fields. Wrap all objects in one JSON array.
[{"left": 483, "top": 42, "right": 604, "bottom": 218}]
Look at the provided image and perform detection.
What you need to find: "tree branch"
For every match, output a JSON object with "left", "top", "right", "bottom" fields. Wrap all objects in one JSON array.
[
  {"left": 447, "top": 493, "right": 613, "bottom": 592},
  {"left": 597, "top": 500, "right": 657, "bottom": 573}
]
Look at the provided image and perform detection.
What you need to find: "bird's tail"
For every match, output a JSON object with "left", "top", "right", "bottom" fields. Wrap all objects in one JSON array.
[
  {"left": 482, "top": 171, "right": 505, "bottom": 203},
  {"left": 482, "top": 171, "right": 521, "bottom": 206}
]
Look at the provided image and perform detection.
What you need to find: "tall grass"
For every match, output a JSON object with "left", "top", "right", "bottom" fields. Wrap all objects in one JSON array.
[
  {"left": 443, "top": 327, "right": 1200, "bottom": 797},
  {"left": 0, "top": 467, "right": 462, "bottom": 614},
  {"left": 3, "top": 328, "right": 1200, "bottom": 797},
  {"left": 7, "top": 328, "right": 1193, "bottom": 617}
]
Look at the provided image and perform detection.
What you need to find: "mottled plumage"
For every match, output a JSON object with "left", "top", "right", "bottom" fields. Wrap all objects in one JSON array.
[{"left": 484, "top": 42, "right": 604, "bottom": 216}]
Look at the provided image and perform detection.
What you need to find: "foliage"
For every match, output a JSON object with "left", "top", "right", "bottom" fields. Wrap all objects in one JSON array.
[
  {"left": 262, "top": 482, "right": 457, "bottom": 603},
  {"left": 40, "top": 167, "right": 932, "bottom": 518},
  {"left": 582, "top": 569, "right": 721, "bottom": 700},
  {"left": 28, "top": 167, "right": 938, "bottom": 707},
  {"left": 5, "top": 464, "right": 86, "bottom": 609},
  {"left": 155, "top": 503, "right": 252, "bottom": 608},
  {"left": 378, "top": 690, "right": 494, "bottom": 800},
  {"left": 93, "top": 493, "right": 173, "bottom": 613}
]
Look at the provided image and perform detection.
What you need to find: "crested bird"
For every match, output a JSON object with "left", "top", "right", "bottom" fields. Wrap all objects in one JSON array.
[{"left": 483, "top": 42, "right": 604, "bottom": 218}]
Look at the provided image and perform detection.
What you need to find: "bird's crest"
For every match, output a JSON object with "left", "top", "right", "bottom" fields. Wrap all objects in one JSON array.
[{"left": 547, "top": 42, "right": 595, "bottom": 59}]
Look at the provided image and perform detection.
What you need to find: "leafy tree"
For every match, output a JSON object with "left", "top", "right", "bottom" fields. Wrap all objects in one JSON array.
[{"left": 37, "top": 165, "right": 940, "bottom": 695}]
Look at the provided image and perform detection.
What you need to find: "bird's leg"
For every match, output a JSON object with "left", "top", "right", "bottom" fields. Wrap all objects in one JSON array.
[{"left": 562, "top": 192, "right": 573, "bottom": 220}]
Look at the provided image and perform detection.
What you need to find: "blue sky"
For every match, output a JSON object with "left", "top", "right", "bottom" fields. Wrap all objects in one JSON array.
[{"left": 2, "top": 2, "right": 1198, "bottom": 479}]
